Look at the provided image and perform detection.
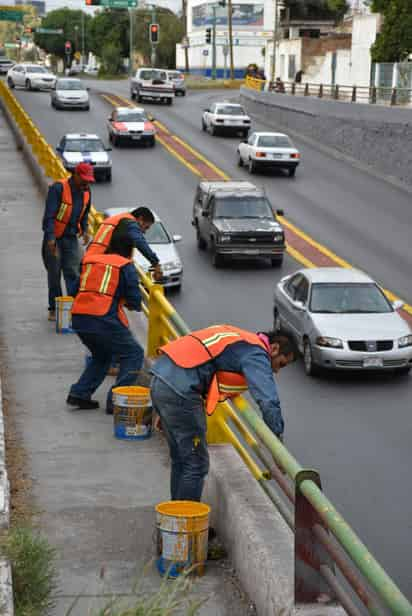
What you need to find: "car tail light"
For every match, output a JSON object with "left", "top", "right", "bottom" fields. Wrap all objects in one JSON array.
[
  {"left": 144, "top": 121, "right": 156, "bottom": 132},
  {"left": 290, "top": 153, "right": 300, "bottom": 159},
  {"left": 255, "top": 152, "right": 266, "bottom": 158}
]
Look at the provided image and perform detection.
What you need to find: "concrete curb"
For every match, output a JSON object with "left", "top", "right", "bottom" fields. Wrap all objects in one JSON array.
[{"left": 0, "top": 376, "right": 13, "bottom": 615}]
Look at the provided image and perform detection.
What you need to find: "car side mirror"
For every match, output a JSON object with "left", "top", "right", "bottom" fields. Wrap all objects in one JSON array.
[
  {"left": 276, "top": 209, "right": 284, "bottom": 216},
  {"left": 202, "top": 211, "right": 209, "bottom": 217},
  {"left": 393, "top": 299, "right": 404, "bottom": 310},
  {"left": 172, "top": 234, "right": 182, "bottom": 242},
  {"left": 204, "top": 108, "right": 209, "bottom": 112},
  {"left": 105, "top": 146, "right": 112, "bottom": 151},
  {"left": 108, "top": 116, "right": 113, "bottom": 121},
  {"left": 86, "top": 87, "right": 90, "bottom": 91},
  {"left": 56, "top": 146, "right": 62, "bottom": 153},
  {"left": 293, "top": 300, "right": 305, "bottom": 311},
  {"left": 242, "top": 140, "right": 248, "bottom": 144}
]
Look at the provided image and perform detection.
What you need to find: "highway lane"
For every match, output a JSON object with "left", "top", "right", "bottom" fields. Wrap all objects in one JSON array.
[{"left": 10, "top": 84, "right": 412, "bottom": 601}]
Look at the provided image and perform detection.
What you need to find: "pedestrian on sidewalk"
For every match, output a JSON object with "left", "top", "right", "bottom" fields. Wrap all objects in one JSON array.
[
  {"left": 42, "top": 163, "right": 94, "bottom": 321},
  {"left": 67, "top": 234, "right": 143, "bottom": 412},
  {"left": 86, "top": 206, "right": 163, "bottom": 282},
  {"left": 150, "top": 325, "right": 296, "bottom": 502}
]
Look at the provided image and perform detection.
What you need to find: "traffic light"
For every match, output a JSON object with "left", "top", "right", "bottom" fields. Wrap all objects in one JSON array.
[
  {"left": 65, "top": 41, "right": 72, "bottom": 55},
  {"left": 85, "top": 0, "right": 101, "bottom": 5},
  {"left": 205, "top": 27, "right": 211, "bottom": 44},
  {"left": 150, "top": 23, "right": 159, "bottom": 44},
  {"left": 218, "top": 0, "right": 226, "bottom": 5}
]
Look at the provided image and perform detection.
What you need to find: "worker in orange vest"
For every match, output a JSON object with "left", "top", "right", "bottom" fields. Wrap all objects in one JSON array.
[
  {"left": 150, "top": 325, "right": 296, "bottom": 501},
  {"left": 86, "top": 206, "right": 163, "bottom": 281},
  {"left": 42, "top": 163, "right": 94, "bottom": 321},
  {"left": 67, "top": 233, "right": 143, "bottom": 412}
]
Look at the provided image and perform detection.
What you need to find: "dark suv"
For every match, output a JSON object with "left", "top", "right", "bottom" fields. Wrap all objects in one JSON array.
[{"left": 192, "top": 180, "right": 285, "bottom": 267}]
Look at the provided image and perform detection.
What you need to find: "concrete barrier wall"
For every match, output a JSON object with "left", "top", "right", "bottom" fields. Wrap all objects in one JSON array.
[{"left": 240, "top": 87, "right": 412, "bottom": 188}]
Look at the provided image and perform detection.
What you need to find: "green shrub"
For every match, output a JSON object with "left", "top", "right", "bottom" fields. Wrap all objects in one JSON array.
[{"left": 2, "top": 526, "right": 58, "bottom": 616}]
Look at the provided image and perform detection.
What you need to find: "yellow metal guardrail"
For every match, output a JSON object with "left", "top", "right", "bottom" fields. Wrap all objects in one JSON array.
[
  {"left": 2, "top": 82, "right": 412, "bottom": 615},
  {"left": 245, "top": 75, "right": 266, "bottom": 91}
]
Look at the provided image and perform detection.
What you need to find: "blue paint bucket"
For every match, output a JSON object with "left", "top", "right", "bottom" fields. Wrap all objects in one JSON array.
[
  {"left": 112, "top": 386, "right": 152, "bottom": 440},
  {"left": 55, "top": 296, "right": 74, "bottom": 334}
]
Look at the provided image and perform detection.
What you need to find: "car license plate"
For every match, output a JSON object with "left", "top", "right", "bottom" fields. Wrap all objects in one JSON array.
[
  {"left": 132, "top": 135, "right": 141, "bottom": 140},
  {"left": 270, "top": 153, "right": 283, "bottom": 159},
  {"left": 244, "top": 249, "right": 259, "bottom": 255},
  {"left": 363, "top": 357, "right": 383, "bottom": 368}
]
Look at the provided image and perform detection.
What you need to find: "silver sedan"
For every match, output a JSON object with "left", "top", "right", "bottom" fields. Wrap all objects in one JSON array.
[{"left": 273, "top": 267, "right": 412, "bottom": 376}]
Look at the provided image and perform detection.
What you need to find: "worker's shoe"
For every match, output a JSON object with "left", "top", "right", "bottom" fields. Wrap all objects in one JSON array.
[
  {"left": 48, "top": 310, "right": 56, "bottom": 321},
  {"left": 66, "top": 395, "right": 99, "bottom": 410}
]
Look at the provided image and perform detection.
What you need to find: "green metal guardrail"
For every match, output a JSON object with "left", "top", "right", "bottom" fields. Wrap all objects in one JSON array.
[{"left": 1, "top": 80, "right": 411, "bottom": 615}]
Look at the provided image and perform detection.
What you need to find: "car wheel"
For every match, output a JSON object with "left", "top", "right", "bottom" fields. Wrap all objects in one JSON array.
[
  {"left": 137, "top": 94, "right": 142, "bottom": 103},
  {"left": 112, "top": 135, "right": 119, "bottom": 147},
  {"left": 196, "top": 225, "right": 207, "bottom": 250},
  {"left": 243, "top": 130, "right": 249, "bottom": 139},
  {"left": 181, "top": 91, "right": 186, "bottom": 97},
  {"left": 273, "top": 308, "right": 281, "bottom": 332},
  {"left": 106, "top": 170, "right": 112, "bottom": 182},
  {"left": 303, "top": 339, "right": 319, "bottom": 377},
  {"left": 7, "top": 77, "right": 14, "bottom": 89},
  {"left": 395, "top": 366, "right": 411, "bottom": 376},
  {"left": 211, "top": 241, "right": 223, "bottom": 268},
  {"left": 131, "top": 90, "right": 136, "bottom": 100},
  {"left": 84, "top": 105, "right": 90, "bottom": 111},
  {"left": 248, "top": 158, "right": 256, "bottom": 174},
  {"left": 25, "top": 79, "right": 32, "bottom": 91},
  {"left": 149, "top": 137, "right": 156, "bottom": 147},
  {"left": 202, "top": 119, "right": 207, "bottom": 132},
  {"left": 210, "top": 125, "right": 217, "bottom": 136},
  {"left": 288, "top": 167, "right": 296, "bottom": 177},
  {"left": 167, "top": 98, "right": 173, "bottom": 106},
  {"left": 271, "top": 256, "right": 283, "bottom": 267},
  {"left": 237, "top": 151, "right": 243, "bottom": 167}
]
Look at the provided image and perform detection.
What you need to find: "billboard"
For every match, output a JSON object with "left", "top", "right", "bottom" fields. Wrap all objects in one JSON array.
[{"left": 192, "top": 3, "right": 264, "bottom": 28}]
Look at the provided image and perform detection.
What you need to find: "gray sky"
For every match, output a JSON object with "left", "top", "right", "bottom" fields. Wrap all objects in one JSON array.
[{"left": 45, "top": 0, "right": 181, "bottom": 14}]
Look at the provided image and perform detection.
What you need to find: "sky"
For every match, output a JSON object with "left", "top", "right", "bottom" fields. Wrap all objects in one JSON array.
[{"left": 44, "top": 0, "right": 181, "bottom": 14}]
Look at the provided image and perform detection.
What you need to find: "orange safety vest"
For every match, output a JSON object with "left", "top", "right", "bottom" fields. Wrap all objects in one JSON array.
[
  {"left": 86, "top": 212, "right": 135, "bottom": 255},
  {"left": 159, "top": 325, "right": 269, "bottom": 416},
  {"left": 71, "top": 253, "right": 131, "bottom": 327},
  {"left": 54, "top": 178, "right": 90, "bottom": 239}
]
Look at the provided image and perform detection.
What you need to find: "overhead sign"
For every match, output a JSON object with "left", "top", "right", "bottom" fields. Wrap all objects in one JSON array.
[
  {"left": 36, "top": 27, "right": 64, "bottom": 34},
  {"left": 193, "top": 3, "right": 263, "bottom": 28},
  {"left": 0, "top": 9, "right": 25, "bottom": 22},
  {"left": 100, "top": 0, "right": 138, "bottom": 7},
  {"left": 4, "top": 42, "right": 19, "bottom": 48}
]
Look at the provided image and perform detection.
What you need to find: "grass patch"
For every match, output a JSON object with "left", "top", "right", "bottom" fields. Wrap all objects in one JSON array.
[{"left": 1, "top": 526, "right": 58, "bottom": 616}]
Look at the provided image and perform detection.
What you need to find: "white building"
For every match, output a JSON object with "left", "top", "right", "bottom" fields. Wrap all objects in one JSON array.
[{"left": 176, "top": 0, "right": 275, "bottom": 77}]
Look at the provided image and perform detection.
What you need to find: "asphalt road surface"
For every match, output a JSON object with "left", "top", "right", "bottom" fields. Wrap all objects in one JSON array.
[{"left": 9, "top": 80, "right": 412, "bottom": 601}]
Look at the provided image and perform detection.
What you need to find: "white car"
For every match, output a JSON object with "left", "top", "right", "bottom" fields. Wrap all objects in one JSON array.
[
  {"left": 104, "top": 208, "right": 183, "bottom": 290},
  {"left": 51, "top": 78, "right": 90, "bottom": 110},
  {"left": 0, "top": 57, "right": 14, "bottom": 75},
  {"left": 130, "top": 68, "right": 175, "bottom": 105},
  {"left": 7, "top": 63, "right": 56, "bottom": 90},
  {"left": 56, "top": 133, "right": 112, "bottom": 182},
  {"left": 202, "top": 102, "right": 251, "bottom": 137},
  {"left": 237, "top": 131, "right": 301, "bottom": 177},
  {"left": 83, "top": 65, "right": 99, "bottom": 76}
]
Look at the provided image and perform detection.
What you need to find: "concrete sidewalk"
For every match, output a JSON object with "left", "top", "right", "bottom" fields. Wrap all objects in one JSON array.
[{"left": 0, "top": 108, "right": 253, "bottom": 615}]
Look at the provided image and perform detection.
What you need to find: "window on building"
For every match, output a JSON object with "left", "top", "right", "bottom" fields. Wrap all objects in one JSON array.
[{"left": 288, "top": 55, "right": 296, "bottom": 80}]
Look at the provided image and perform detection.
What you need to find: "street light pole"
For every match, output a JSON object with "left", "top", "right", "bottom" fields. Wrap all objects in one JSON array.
[
  {"left": 129, "top": 8, "right": 134, "bottom": 76},
  {"left": 151, "top": 5, "right": 156, "bottom": 67},
  {"left": 81, "top": 11, "right": 85, "bottom": 67},
  {"left": 227, "top": 0, "right": 234, "bottom": 80},
  {"left": 270, "top": 0, "right": 278, "bottom": 87},
  {"left": 211, "top": 5, "right": 217, "bottom": 80}
]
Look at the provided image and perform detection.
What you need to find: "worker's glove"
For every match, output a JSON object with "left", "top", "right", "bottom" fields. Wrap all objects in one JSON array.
[
  {"left": 152, "top": 263, "right": 163, "bottom": 282},
  {"left": 82, "top": 233, "right": 90, "bottom": 247}
]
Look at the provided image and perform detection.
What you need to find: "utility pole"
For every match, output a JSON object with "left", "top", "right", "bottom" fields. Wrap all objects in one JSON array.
[
  {"left": 81, "top": 11, "right": 85, "bottom": 67},
  {"left": 227, "top": 0, "right": 234, "bottom": 79},
  {"left": 129, "top": 8, "right": 134, "bottom": 76},
  {"left": 211, "top": 5, "right": 216, "bottom": 80},
  {"left": 270, "top": 0, "right": 279, "bottom": 87},
  {"left": 182, "top": 0, "right": 189, "bottom": 73}
]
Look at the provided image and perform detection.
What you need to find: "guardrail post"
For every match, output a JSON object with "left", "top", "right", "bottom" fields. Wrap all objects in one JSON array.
[
  {"left": 351, "top": 86, "right": 356, "bottom": 102},
  {"left": 304, "top": 83, "right": 309, "bottom": 96},
  {"left": 333, "top": 85, "right": 339, "bottom": 100},
  {"left": 318, "top": 84, "right": 323, "bottom": 98},
  {"left": 390, "top": 87, "right": 397, "bottom": 106},
  {"left": 147, "top": 284, "right": 167, "bottom": 357},
  {"left": 370, "top": 86, "right": 377, "bottom": 104},
  {"left": 291, "top": 82, "right": 296, "bottom": 95},
  {"left": 295, "top": 469, "right": 336, "bottom": 603}
]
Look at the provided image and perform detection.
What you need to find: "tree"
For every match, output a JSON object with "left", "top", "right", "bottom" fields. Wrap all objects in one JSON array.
[
  {"left": 132, "top": 7, "right": 184, "bottom": 68},
  {"left": 370, "top": 0, "right": 412, "bottom": 62},
  {"left": 101, "top": 41, "right": 122, "bottom": 74},
  {"left": 33, "top": 8, "right": 92, "bottom": 60},
  {"left": 283, "top": 0, "right": 348, "bottom": 22},
  {"left": 88, "top": 9, "right": 129, "bottom": 59}
]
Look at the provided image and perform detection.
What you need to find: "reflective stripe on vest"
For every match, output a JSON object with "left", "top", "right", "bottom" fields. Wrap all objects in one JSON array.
[
  {"left": 54, "top": 178, "right": 89, "bottom": 239},
  {"left": 86, "top": 212, "right": 135, "bottom": 255},
  {"left": 72, "top": 254, "right": 131, "bottom": 327},
  {"left": 159, "top": 325, "right": 269, "bottom": 415}
]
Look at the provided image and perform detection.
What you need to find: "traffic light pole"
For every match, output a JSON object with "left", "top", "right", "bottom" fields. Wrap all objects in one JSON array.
[
  {"left": 151, "top": 5, "right": 156, "bottom": 67},
  {"left": 211, "top": 5, "right": 217, "bottom": 80},
  {"left": 129, "top": 8, "right": 134, "bottom": 76}
]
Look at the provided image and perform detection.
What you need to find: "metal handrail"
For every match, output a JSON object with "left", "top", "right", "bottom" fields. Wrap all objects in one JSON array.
[{"left": 1, "top": 80, "right": 411, "bottom": 615}]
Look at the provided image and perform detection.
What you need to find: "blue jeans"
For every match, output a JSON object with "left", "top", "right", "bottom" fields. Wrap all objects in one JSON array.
[
  {"left": 70, "top": 327, "right": 144, "bottom": 412},
  {"left": 42, "top": 235, "right": 81, "bottom": 311},
  {"left": 151, "top": 377, "right": 209, "bottom": 502}
]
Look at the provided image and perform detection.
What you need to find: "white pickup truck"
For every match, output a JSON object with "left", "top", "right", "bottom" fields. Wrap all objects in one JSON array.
[{"left": 130, "top": 68, "right": 175, "bottom": 105}]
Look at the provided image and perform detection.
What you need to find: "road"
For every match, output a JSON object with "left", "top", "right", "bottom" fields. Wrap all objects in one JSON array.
[{"left": 9, "top": 80, "right": 412, "bottom": 600}]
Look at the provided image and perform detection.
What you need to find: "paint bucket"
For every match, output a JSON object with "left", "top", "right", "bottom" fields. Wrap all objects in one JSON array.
[
  {"left": 112, "top": 385, "right": 152, "bottom": 440},
  {"left": 84, "top": 354, "right": 119, "bottom": 376},
  {"left": 55, "top": 296, "right": 74, "bottom": 334},
  {"left": 155, "top": 500, "right": 210, "bottom": 578}
]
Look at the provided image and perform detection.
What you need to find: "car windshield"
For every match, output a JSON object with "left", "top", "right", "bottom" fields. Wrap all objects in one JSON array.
[
  {"left": 144, "top": 221, "right": 170, "bottom": 244},
  {"left": 217, "top": 105, "right": 245, "bottom": 115},
  {"left": 26, "top": 66, "right": 48, "bottom": 73},
  {"left": 310, "top": 283, "right": 393, "bottom": 314},
  {"left": 257, "top": 135, "right": 292, "bottom": 148},
  {"left": 214, "top": 196, "right": 274, "bottom": 219},
  {"left": 64, "top": 139, "right": 105, "bottom": 152},
  {"left": 57, "top": 80, "right": 86, "bottom": 90},
  {"left": 169, "top": 72, "right": 181, "bottom": 79},
  {"left": 117, "top": 112, "right": 146, "bottom": 122},
  {"left": 139, "top": 69, "right": 166, "bottom": 80}
]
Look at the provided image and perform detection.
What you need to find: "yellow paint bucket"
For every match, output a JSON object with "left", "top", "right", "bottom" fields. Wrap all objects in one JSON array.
[
  {"left": 55, "top": 296, "right": 74, "bottom": 334},
  {"left": 155, "top": 500, "right": 210, "bottom": 578},
  {"left": 112, "top": 385, "right": 152, "bottom": 440}
]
